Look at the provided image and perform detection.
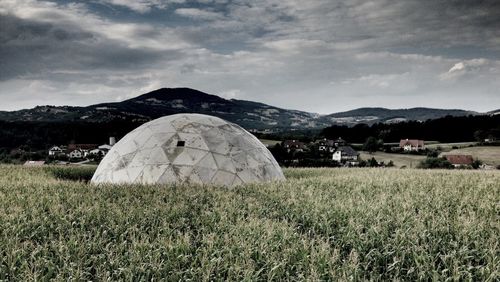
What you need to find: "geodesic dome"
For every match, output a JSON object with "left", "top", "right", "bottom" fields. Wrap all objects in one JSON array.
[{"left": 91, "top": 114, "right": 285, "bottom": 186}]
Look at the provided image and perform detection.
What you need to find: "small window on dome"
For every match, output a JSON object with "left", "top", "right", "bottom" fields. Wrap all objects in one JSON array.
[{"left": 177, "top": 140, "right": 185, "bottom": 147}]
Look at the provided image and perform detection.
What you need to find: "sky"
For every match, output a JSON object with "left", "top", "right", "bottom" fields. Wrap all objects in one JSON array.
[{"left": 0, "top": 0, "right": 499, "bottom": 114}]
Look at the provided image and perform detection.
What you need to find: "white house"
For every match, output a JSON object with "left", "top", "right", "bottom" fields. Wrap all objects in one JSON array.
[
  {"left": 332, "top": 146, "right": 359, "bottom": 163},
  {"left": 316, "top": 138, "right": 335, "bottom": 152},
  {"left": 399, "top": 139, "right": 425, "bottom": 151},
  {"left": 48, "top": 146, "right": 64, "bottom": 156},
  {"left": 82, "top": 149, "right": 91, "bottom": 157},
  {"left": 68, "top": 149, "right": 83, "bottom": 159},
  {"left": 98, "top": 144, "right": 113, "bottom": 151},
  {"left": 89, "top": 148, "right": 106, "bottom": 156}
]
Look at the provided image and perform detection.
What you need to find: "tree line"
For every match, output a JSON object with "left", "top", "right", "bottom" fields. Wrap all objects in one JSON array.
[{"left": 320, "top": 115, "right": 500, "bottom": 143}]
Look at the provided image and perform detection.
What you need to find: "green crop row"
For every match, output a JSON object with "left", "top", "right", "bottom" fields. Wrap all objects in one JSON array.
[{"left": 0, "top": 165, "right": 498, "bottom": 280}]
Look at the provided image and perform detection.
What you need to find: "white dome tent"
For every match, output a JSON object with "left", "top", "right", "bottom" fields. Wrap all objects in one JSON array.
[{"left": 91, "top": 114, "right": 285, "bottom": 186}]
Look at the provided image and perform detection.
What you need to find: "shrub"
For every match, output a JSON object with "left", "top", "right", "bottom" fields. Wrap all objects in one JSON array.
[
  {"left": 471, "top": 160, "right": 482, "bottom": 169},
  {"left": 45, "top": 166, "right": 96, "bottom": 182},
  {"left": 426, "top": 150, "right": 439, "bottom": 158},
  {"left": 368, "top": 157, "right": 378, "bottom": 167},
  {"left": 363, "top": 136, "right": 382, "bottom": 153},
  {"left": 418, "top": 157, "right": 453, "bottom": 169}
]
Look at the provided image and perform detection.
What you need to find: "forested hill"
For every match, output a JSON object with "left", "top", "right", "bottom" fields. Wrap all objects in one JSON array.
[
  {"left": 0, "top": 88, "right": 484, "bottom": 129},
  {"left": 0, "top": 87, "right": 496, "bottom": 151},
  {"left": 320, "top": 114, "right": 500, "bottom": 143},
  {"left": 0, "top": 88, "right": 331, "bottom": 131},
  {"left": 328, "top": 107, "right": 477, "bottom": 124}
]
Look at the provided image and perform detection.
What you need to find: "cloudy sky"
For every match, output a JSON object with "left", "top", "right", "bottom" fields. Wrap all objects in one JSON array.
[{"left": 1, "top": 0, "right": 499, "bottom": 113}]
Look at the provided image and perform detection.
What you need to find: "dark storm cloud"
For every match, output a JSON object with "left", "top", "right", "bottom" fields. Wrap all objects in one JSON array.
[{"left": 0, "top": 14, "right": 177, "bottom": 81}]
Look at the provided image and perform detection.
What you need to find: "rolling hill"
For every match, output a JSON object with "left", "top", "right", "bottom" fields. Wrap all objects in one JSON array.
[
  {"left": 0, "top": 88, "right": 484, "bottom": 131},
  {"left": 327, "top": 107, "right": 477, "bottom": 125}
]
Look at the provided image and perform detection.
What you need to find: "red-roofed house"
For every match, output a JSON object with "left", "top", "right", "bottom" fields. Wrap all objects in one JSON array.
[
  {"left": 67, "top": 144, "right": 98, "bottom": 151},
  {"left": 444, "top": 155, "right": 474, "bottom": 167},
  {"left": 399, "top": 139, "right": 425, "bottom": 151},
  {"left": 283, "top": 140, "right": 305, "bottom": 152}
]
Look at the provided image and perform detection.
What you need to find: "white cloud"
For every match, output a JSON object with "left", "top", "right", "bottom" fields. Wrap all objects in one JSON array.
[
  {"left": 219, "top": 89, "right": 242, "bottom": 99},
  {"left": 440, "top": 59, "right": 489, "bottom": 81},
  {"left": 99, "top": 0, "right": 185, "bottom": 13},
  {"left": 448, "top": 62, "right": 466, "bottom": 72},
  {"left": 175, "top": 8, "right": 223, "bottom": 20}
]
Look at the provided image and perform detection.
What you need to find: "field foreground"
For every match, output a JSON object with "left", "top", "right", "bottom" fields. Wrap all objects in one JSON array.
[{"left": 0, "top": 166, "right": 498, "bottom": 280}]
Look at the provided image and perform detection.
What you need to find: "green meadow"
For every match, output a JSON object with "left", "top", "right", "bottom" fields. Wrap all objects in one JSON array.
[{"left": 0, "top": 166, "right": 498, "bottom": 280}]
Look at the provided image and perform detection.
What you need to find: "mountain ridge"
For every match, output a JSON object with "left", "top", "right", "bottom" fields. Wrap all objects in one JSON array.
[{"left": 0, "top": 87, "right": 485, "bottom": 131}]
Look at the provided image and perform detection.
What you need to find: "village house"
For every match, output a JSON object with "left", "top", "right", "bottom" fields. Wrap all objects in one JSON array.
[
  {"left": 48, "top": 146, "right": 65, "bottom": 156},
  {"left": 316, "top": 138, "right": 335, "bottom": 152},
  {"left": 484, "top": 137, "right": 496, "bottom": 143},
  {"left": 444, "top": 154, "right": 474, "bottom": 167},
  {"left": 315, "top": 137, "right": 347, "bottom": 153},
  {"left": 332, "top": 146, "right": 359, "bottom": 165},
  {"left": 283, "top": 140, "right": 306, "bottom": 152},
  {"left": 23, "top": 160, "right": 45, "bottom": 166},
  {"left": 47, "top": 137, "right": 116, "bottom": 162},
  {"left": 89, "top": 148, "right": 106, "bottom": 156},
  {"left": 67, "top": 144, "right": 99, "bottom": 152},
  {"left": 98, "top": 144, "right": 113, "bottom": 151},
  {"left": 68, "top": 149, "right": 84, "bottom": 159},
  {"left": 399, "top": 139, "right": 425, "bottom": 151},
  {"left": 334, "top": 137, "right": 346, "bottom": 147}
]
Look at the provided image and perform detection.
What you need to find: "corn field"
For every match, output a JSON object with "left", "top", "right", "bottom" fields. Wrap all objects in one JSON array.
[{"left": 0, "top": 165, "right": 498, "bottom": 280}]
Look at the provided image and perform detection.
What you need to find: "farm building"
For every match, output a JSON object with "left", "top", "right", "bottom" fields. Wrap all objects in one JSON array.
[
  {"left": 48, "top": 146, "right": 65, "bottom": 156},
  {"left": 23, "top": 160, "right": 45, "bottom": 166},
  {"left": 316, "top": 138, "right": 335, "bottom": 152},
  {"left": 89, "top": 148, "right": 107, "bottom": 156},
  {"left": 67, "top": 144, "right": 98, "bottom": 152},
  {"left": 48, "top": 138, "right": 116, "bottom": 159},
  {"left": 283, "top": 140, "right": 306, "bottom": 152},
  {"left": 332, "top": 146, "right": 359, "bottom": 164},
  {"left": 444, "top": 154, "right": 474, "bottom": 167},
  {"left": 98, "top": 144, "right": 113, "bottom": 152},
  {"left": 315, "top": 137, "right": 347, "bottom": 152},
  {"left": 91, "top": 114, "right": 285, "bottom": 186},
  {"left": 400, "top": 139, "right": 425, "bottom": 151},
  {"left": 68, "top": 149, "right": 83, "bottom": 159},
  {"left": 334, "top": 137, "right": 346, "bottom": 147}
]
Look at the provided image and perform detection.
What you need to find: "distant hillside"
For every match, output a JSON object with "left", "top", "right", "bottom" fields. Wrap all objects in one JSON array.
[
  {"left": 0, "top": 88, "right": 330, "bottom": 131},
  {"left": 0, "top": 88, "right": 485, "bottom": 131},
  {"left": 327, "top": 107, "right": 477, "bottom": 125},
  {"left": 488, "top": 109, "right": 500, "bottom": 115}
]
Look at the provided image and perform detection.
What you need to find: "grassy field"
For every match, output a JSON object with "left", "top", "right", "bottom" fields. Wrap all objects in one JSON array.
[
  {"left": 0, "top": 166, "right": 498, "bottom": 280},
  {"left": 426, "top": 142, "right": 477, "bottom": 150},
  {"left": 440, "top": 146, "right": 500, "bottom": 166},
  {"left": 359, "top": 151, "right": 426, "bottom": 168},
  {"left": 258, "top": 139, "right": 281, "bottom": 147}
]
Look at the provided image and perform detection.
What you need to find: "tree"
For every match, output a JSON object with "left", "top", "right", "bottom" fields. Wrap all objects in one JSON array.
[
  {"left": 418, "top": 157, "right": 453, "bottom": 169},
  {"left": 471, "top": 159, "right": 482, "bottom": 169},
  {"left": 363, "top": 136, "right": 382, "bottom": 153},
  {"left": 474, "top": 130, "right": 485, "bottom": 143},
  {"left": 368, "top": 157, "right": 378, "bottom": 167}
]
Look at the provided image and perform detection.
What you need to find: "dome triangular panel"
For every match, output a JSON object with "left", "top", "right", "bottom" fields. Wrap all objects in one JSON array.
[{"left": 91, "top": 114, "right": 285, "bottom": 186}]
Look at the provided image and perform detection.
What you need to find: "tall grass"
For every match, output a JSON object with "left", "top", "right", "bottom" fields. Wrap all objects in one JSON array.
[
  {"left": 44, "top": 165, "right": 97, "bottom": 182},
  {"left": 0, "top": 165, "right": 498, "bottom": 280}
]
